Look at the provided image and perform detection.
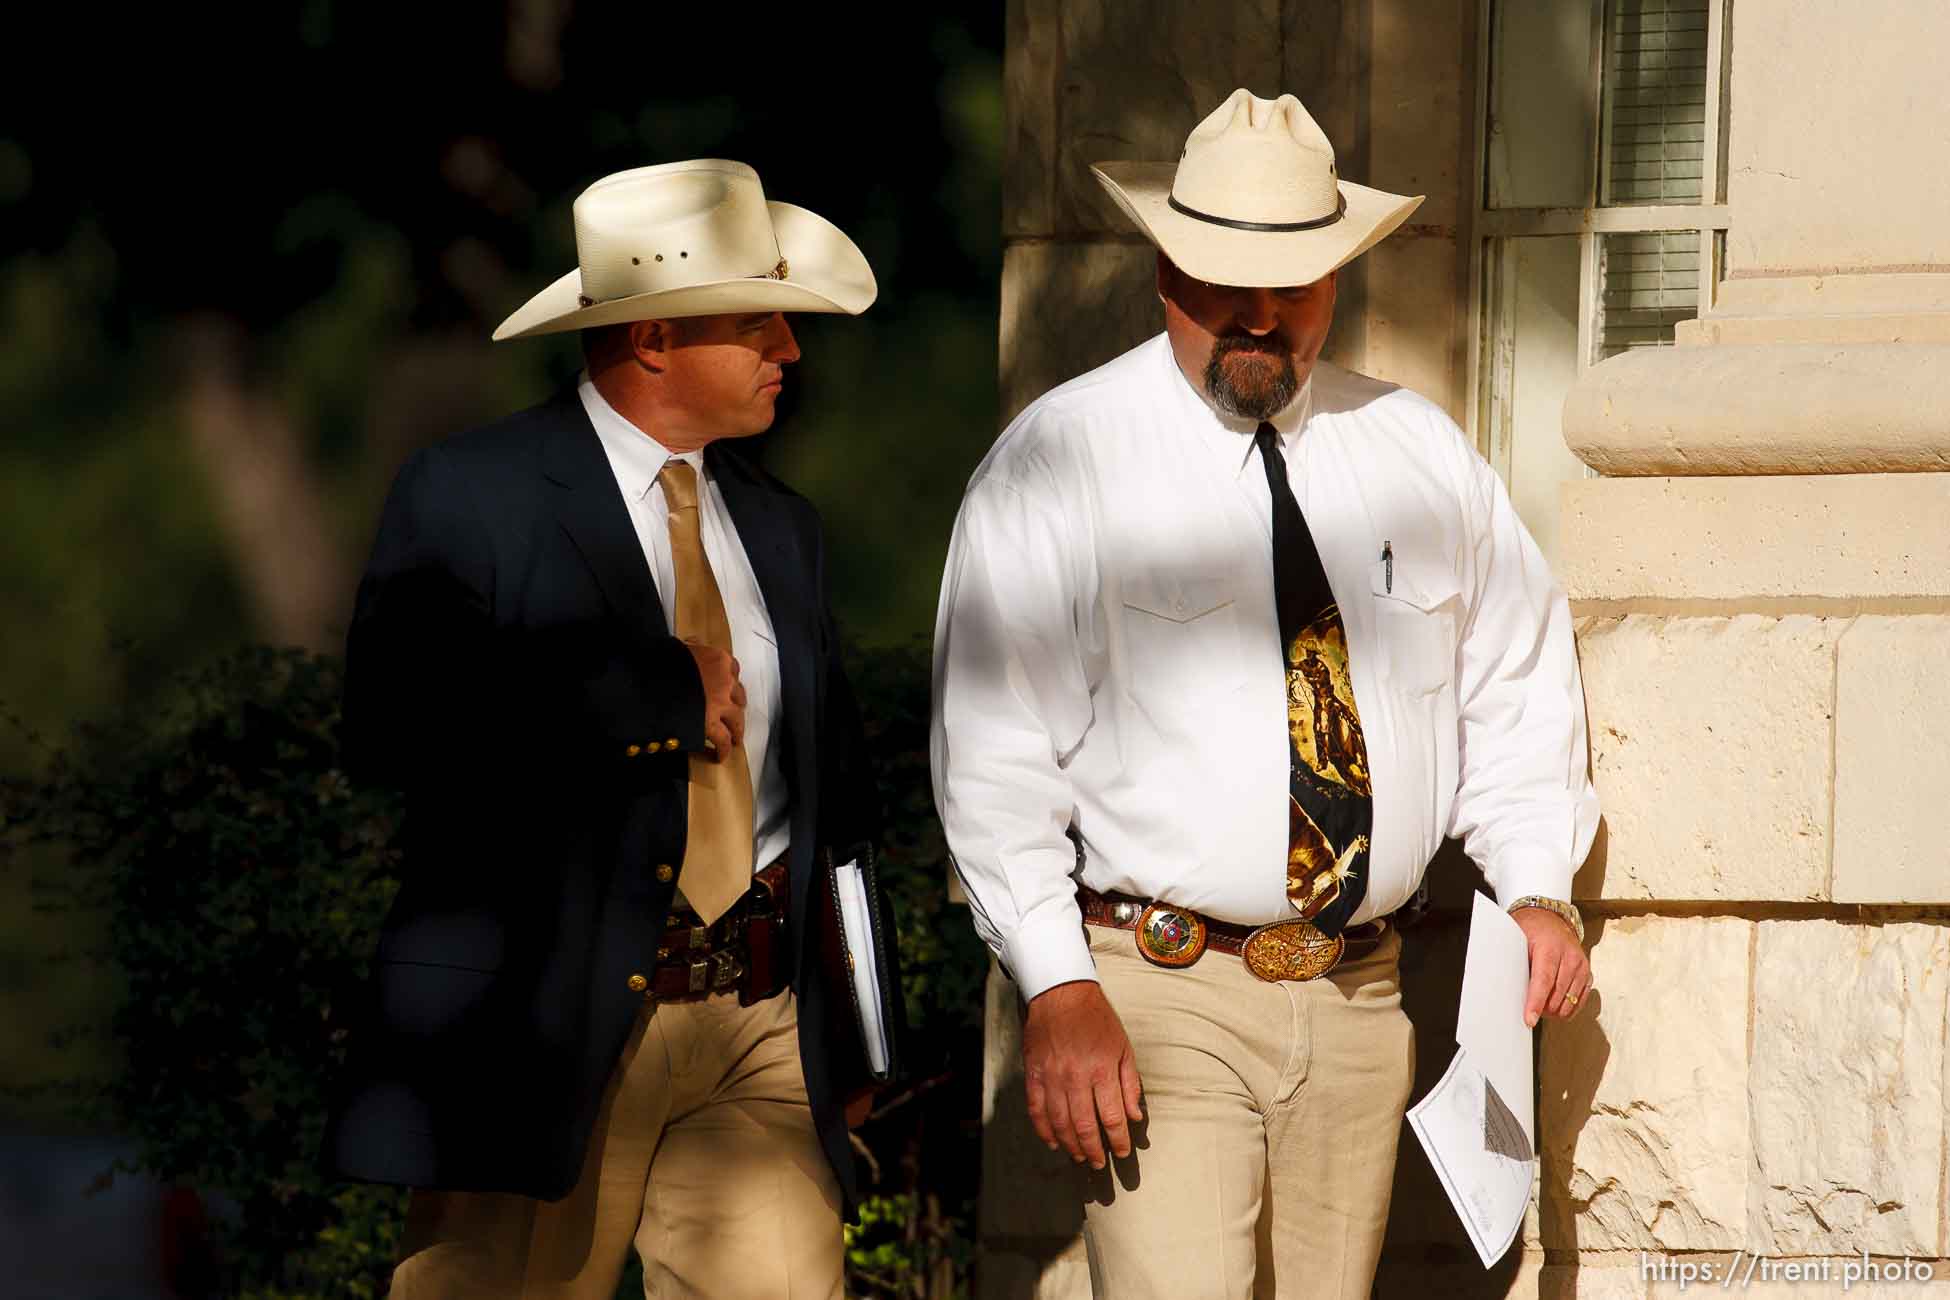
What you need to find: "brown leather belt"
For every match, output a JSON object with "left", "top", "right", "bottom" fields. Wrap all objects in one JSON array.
[
  {"left": 638, "top": 859, "right": 790, "bottom": 1007},
  {"left": 1078, "top": 884, "right": 1388, "bottom": 982}
]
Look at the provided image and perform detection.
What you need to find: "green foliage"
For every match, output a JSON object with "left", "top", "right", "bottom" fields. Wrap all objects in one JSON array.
[
  {"left": 845, "top": 1193, "right": 974, "bottom": 1300},
  {"left": 2, "top": 643, "right": 985, "bottom": 1296},
  {"left": 842, "top": 639, "right": 986, "bottom": 1300},
  {"left": 3, "top": 648, "right": 407, "bottom": 1294}
]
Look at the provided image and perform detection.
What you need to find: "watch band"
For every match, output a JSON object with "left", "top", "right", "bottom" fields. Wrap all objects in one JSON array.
[{"left": 1507, "top": 894, "right": 1585, "bottom": 943}]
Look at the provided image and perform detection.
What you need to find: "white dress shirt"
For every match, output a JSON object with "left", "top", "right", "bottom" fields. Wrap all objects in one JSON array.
[
  {"left": 580, "top": 377, "right": 789, "bottom": 875},
  {"left": 930, "top": 334, "right": 1600, "bottom": 1000}
]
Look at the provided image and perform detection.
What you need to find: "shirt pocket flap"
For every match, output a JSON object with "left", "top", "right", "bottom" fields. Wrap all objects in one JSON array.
[
  {"left": 1369, "top": 557, "right": 1462, "bottom": 614},
  {"left": 1123, "top": 573, "right": 1236, "bottom": 623},
  {"left": 1368, "top": 556, "right": 1463, "bottom": 696}
]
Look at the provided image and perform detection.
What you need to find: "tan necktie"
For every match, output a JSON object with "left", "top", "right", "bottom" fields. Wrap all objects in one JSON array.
[{"left": 659, "top": 460, "right": 755, "bottom": 924}]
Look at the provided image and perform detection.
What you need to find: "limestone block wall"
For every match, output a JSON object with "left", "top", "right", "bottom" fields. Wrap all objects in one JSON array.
[
  {"left": 1544, "top": 1, "right": 1950, "bottom": 1293},
  {"left": 1530, "top": 529, "right": 1950, "bottom": 1294}
]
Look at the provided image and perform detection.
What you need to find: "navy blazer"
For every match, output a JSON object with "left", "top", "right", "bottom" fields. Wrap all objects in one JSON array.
[{"left": 321, "top": 389, "right": 878, "bottom": 1202}]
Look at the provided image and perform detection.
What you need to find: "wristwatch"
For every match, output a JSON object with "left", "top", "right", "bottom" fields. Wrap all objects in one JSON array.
[{"left": 1506, "top": 895, "right": 1585, "bottom": 944}]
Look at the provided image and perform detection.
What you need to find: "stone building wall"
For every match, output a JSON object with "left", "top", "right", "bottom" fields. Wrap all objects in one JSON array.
[
  {"left": 1544, "top": 1, "right": 1950, "bottom": 1293},
  {"left": 986, "top": 1, "right": 1950, "bottom": 1297}
]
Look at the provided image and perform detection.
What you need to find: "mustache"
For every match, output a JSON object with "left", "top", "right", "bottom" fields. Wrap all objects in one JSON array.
[{"left": 1210, "top": 331, "right": 1287, "bottom": 358}]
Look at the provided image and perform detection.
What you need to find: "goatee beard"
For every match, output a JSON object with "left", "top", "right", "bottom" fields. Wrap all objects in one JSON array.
[{"left": 1203, "top": 334, "right": 1299, "bottom": 421}]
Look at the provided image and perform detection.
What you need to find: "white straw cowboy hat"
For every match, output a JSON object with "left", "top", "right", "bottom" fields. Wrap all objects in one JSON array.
[
  {"left": 492, "top": 158, "right": 877, "bottom": 341},
  {"left": 1093, "top": 89, "right": 1423, "bottom": 288}
]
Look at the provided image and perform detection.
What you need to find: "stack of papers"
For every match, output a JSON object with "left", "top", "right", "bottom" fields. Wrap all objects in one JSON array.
[{"left": 1406, "top": 892, "right": 1537, "bottom": 1268}]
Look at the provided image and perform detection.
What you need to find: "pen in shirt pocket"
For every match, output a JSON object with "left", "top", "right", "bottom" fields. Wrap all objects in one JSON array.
[{"left": 1382, "top": 540, "right": 1393, "bottom": 593}]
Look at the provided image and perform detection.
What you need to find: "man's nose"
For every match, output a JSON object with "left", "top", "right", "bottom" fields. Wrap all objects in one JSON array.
[
  {"left": 769, "top": 314, "right": 801, "bottom": 364},
  {"left": 1235, "top": 289, "right": 1280, "bottom": 334}
]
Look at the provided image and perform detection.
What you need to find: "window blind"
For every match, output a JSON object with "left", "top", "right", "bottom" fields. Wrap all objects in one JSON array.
[
  {"left": 1602, "top": 0, "right": 1710, "bottom": 205},
  {"left": 1596, "top": 231, "right": 1698, "bottom": 358}
]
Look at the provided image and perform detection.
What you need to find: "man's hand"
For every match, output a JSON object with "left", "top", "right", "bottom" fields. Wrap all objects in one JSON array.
[
  {"left": 844, "top": 1086, "right": 877, "bottom": 1130},
  {"left": 683, "top": 641, "right": 746, "bottom": 757},
  {"left": 1513, "top": 906, "right": 1591, "bottom": 1027},
  {"left": 1022, "top": 980, "right": 1144, "bottom": 1170}
]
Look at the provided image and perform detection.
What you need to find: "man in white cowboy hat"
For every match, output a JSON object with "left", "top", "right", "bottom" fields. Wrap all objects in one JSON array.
[
  {"left": 931, "top": 90, "right": 1599, "bottom": 1295},
  {"left": 322, "top": 158, "right": 895, "bottom": 1298}
]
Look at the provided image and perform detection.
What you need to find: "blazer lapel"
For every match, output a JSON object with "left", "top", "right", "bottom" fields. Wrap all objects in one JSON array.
[{"left": 540, "top": 390, "right": 670, "bottom": 640}]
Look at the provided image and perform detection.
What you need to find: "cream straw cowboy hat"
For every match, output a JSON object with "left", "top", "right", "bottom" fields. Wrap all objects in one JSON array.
[
  {"left": 492, "top": 158, "right": 876, "bottom": 341},
  {"left": 1092, "top": 89, "right": 1423, "bottom": 288}
]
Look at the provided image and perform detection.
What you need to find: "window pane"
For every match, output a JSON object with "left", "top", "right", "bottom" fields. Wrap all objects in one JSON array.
[
  {"left": 1486, "top": 0, "right": 1598, "bottom": 209},
  {"left": 1595, "top": 230, "right": 1700, "bottom": 359},
  {"left": 1481, "top": 237, "right": 1588, "bottom": 568},
  {"left": 1600, "top": 0, "right": 1710, "bottom": 205}
]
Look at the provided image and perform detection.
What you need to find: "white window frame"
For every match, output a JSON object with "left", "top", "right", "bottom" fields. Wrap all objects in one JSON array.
[{"left": 1466, "top": 0, "right": 1734, "bottom": 482}]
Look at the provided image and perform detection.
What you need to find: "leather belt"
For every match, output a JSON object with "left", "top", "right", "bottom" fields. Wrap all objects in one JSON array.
[
  {"left": 1078, "top": 884, "right": 1387, "bottom": 982},
  {"left": 640, "top": 858, "right": 790, "bottom": 1007}
]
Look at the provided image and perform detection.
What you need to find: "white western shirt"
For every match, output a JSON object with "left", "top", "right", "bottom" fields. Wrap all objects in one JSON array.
[
  {"left": 580, "top": 377, "right": 789, "bottom": 875},
  {"left": 930, "top": 335, "right": 1600, "bottom": 1000}
]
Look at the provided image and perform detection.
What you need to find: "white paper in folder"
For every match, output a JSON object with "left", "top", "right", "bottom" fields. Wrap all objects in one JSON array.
[
  {"left": 835, "top": 859, "right": 890, "bottom": 1077},
  {"left": 1407, "top": 892, "right": 1537, "bottom": 1268}
]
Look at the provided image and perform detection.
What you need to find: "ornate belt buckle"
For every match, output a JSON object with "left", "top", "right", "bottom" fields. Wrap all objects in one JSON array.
[
  {"left": 1243, "top": 920, "right": 1345, "bottom": 982},
  {"left": 1135, "top": 902, "right": 1207, "bottom": 968}
]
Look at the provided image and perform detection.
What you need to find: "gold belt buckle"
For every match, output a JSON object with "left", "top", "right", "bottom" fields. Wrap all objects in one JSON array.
[
  {"left": 1134, "top": 902, "right": 1207, "bottom": 968},
  {"left": 1243, "top": 919, "right": 1345, "bottom": 982}
]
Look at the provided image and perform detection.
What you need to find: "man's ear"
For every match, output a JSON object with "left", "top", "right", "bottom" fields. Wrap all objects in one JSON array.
[
  {"left": 630, "top": 318, "right": 673, "bottom": 372},
  {"left": 1156, "top": 251, "right": 1175, "bottom": 302}
]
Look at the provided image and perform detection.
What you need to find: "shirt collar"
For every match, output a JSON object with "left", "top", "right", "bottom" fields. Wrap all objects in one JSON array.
[
  {"left": 1156, "top": 337, "right": 1315, "bottom": 478},
  {"left": 577, "top": 372, "right": 703, "bottom": 502}
]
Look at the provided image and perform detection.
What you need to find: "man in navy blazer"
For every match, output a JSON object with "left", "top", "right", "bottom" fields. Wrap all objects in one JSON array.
[{"left": 323, "top": 159, "right": 889, "bottom": 1298}]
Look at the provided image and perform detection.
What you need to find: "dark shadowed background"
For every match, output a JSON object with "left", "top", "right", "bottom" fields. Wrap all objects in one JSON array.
[{"left": 2, "top": 5, "right": 1002, "bottom": 1295}]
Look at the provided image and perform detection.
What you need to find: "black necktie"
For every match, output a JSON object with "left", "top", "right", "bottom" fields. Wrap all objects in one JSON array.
[
  {"left": 1254, "top": 422, "right": 1370, "bottom": 937},
  {"left": 1255, "top": 424, "right": 1332, "bottom": 656}
]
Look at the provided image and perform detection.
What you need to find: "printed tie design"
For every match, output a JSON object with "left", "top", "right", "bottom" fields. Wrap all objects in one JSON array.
[
  {"left": 659, "top": 460, "right": 755, "bottom": 924},
  {"left": 1253, "top": 423, "right": 1371, "bottom": 936}
]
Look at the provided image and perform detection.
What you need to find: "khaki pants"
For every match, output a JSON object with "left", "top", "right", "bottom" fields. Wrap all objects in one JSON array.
[
  {"left": 1079, "top": 922, "right": 1415, "bottom": 1300},
  {"left": 388, "top": 989, "right": 843, "bottom": 1300}
]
